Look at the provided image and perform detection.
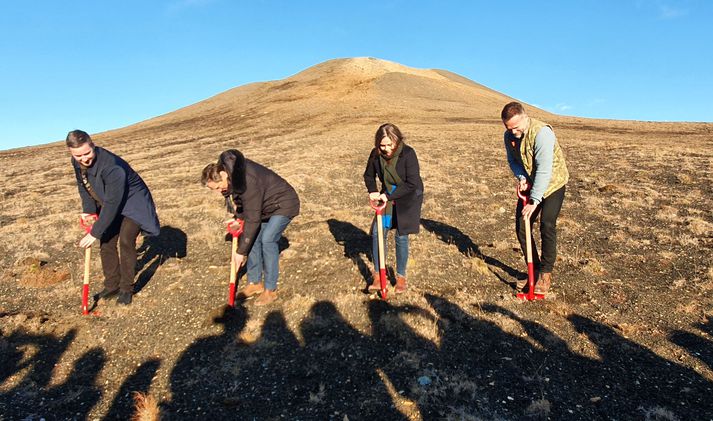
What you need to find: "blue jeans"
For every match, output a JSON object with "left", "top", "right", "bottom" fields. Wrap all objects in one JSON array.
[
  {"left": 246, "top": 215, "right": 292, "bottom": 291},
  {"left": 371, "top": 221, "right": 409, "bottom": 277}
]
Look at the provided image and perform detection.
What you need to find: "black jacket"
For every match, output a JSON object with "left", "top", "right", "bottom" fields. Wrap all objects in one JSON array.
[
  {"left": 219, "top": 150, "right": 300, "bottom": 255},
  {"left": 363, "top": 144, "right": 424, "bottom": 235},
  {"left": 72, "top": 147, "right": 160, "bottom": 239}
]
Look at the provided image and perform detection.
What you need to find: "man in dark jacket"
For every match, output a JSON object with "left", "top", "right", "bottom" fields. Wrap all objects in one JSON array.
[
  {"left": 202, "top": 150, "right": 300, "bottom": 306},
  {"left": 67, "top": 130, "right": 160, "bottom": 305},
  {"left": 363, "top": 123, "right": 424, "bottom": 293}
]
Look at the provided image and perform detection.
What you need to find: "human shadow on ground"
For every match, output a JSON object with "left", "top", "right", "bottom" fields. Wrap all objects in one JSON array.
[
  {"left": 0, "top": 326, "right": 105, "bottom": 419},
  {"left": 166, "top": 295, "right": 713, "bottom": 419},
  {"left": 104, "top": 358, "right": 161, "bottom": 420},
  {"left": 168, "top": 301, "right": 408, "bottom": 419},
  {"left": 327, "top": 219, "right": 373, "bottom": 288},
  {"left": 167, "top": 303, "right": 248, "bottom": 418},
  {"left": 670, "top": 317, "right": 713, "bottom": 372},
  {"left": 420, "top": 218, "right": 524, "bottom": 287},
  {"left": 134, "top": 225, "right": 188, "bottom": 293},
  {"left": 478, "top": 302, "right": 713, "bottom": 419}
]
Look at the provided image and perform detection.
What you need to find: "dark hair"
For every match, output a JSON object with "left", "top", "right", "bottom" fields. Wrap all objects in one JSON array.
[
  {"left": 66, "top": 130, "right": 92, "bottom": 148},
  {"left": 201, "top": 150, "right": 247, "bottom": 194},
  {"left": 501, "top": 102, "right": 526, "bottom": 122},
  {"left": 201, "top": 163, "right": 224, "bottom": 186},
  {"left": 374, "top": 123, "right": 403, "bottom": 152}
]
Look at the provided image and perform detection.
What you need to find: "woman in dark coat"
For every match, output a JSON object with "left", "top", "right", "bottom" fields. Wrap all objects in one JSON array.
[
  {"left": 202, "top": 150, "right": 300, "bottom": 305},
  {"left": 363, "top": 123, "right": 424, "bottom": 293}
]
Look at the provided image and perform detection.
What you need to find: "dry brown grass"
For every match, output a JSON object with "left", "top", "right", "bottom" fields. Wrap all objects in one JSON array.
[
  {"left": 701, "top": 266, "right": 713, "bottom": 290},
  {"left": 131, "top": 392, "right": 161, "bottom": 421},
  {"left": 613, "top": 322, "right": 647, "bottom": 338},
  {"left": 685, "top": 216, "right": 713, "bottom": 236},
  {"left": 642, "top": 406, "right": 680, "bottom": 421},
  {"left": 524, "top": 399, "right": 551, "bottom": 418},
  {"left": 675, "top": 301, "right": 699, "bottom": 315}
]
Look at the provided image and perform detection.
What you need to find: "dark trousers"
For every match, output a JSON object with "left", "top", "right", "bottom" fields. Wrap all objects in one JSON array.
[
  {"left": 100, "top": 216, "right": 140, "bottom": 293},
  {"left": 516, "top": 186, "right": 565, "bottom": 274}
]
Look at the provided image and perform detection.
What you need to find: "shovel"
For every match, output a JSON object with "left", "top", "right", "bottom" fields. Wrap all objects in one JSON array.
[
  {"left": 226, "top": 219, "right": 244, "bottom": 307},
  {"left": 516, "top": 186, "right": 544, "bottom": 301},
  {"left": 370, "top": 200, "right": 388, "bottom": 300},
  {"left": 79, "top": 214, "right": 98, "bottom": 315}
]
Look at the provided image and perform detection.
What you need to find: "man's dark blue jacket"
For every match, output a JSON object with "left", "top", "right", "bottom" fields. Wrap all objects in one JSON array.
[{"left": 72, "top": 146, "right": 160, "bottom": 239}]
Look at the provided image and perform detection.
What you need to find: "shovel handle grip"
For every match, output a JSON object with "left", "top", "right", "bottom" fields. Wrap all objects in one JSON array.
[
  {"left": 516, "top": 183, "right": 530, "bottom": 207},
  {"left": 226, "top": 219, "right": 244, "bottom": 237},
  {"left": 370, "top": 200, "right": 387, "bottom": 215},
  {"left": 79, "top": 214, "right": 98, "bottom": 234}
]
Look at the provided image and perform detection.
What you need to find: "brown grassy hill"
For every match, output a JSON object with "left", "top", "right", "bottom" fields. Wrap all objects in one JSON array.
[{"left": 1, "top": 57, "right": 712, "bottom": 420}]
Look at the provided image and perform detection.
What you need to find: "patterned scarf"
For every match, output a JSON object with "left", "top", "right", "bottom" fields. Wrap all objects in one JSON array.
[{"left": 80, "top": 167, "right": 103, "bottom": 207}]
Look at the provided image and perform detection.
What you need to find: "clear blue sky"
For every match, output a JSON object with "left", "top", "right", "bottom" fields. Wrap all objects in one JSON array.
[{"left": 1, "top": 0, "right": 710, "bottom": 151}]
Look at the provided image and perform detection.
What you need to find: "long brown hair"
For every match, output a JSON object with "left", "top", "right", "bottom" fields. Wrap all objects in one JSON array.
[{"left": 374, "top": 123, "right": 404, "bottom": 153}]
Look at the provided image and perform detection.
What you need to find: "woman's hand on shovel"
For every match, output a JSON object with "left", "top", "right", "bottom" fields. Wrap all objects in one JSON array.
[
  {"left": 369, "top": 192, "right": 387, "bottom": 205},
  {"left": 232, "top": 251, "right": 246, "bottom": 268}
]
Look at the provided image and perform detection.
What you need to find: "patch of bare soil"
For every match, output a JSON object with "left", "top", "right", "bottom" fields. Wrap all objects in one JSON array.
[
  {"left": 1, "top": 58, "right": 712, "bottom": 420},
  {"left": 11, "top": 257, "right": 71, "bottom": 288}
]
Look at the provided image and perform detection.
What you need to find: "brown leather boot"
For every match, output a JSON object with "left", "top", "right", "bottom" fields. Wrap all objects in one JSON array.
[
  {"left": 368, "top": 271, "right": 381, "bottom": 291},
  {"left": 534, "top": 272, "right": 552, "bottom": 295},
  {"left": 395, "top": 274, "right": 408, "bottom": 293},
  {"left": 238, "top": 281, "right": 264, "bottom": 299}
]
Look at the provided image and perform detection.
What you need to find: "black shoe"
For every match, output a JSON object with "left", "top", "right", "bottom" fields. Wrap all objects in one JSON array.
[
  {"left": 94, "top": 288, "right": 119, "bottom": 301},
  {"left": 117, "top": 291, "right": 132, "bottom": 305}
]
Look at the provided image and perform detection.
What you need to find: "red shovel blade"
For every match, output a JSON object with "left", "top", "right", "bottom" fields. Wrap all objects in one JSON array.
[
  {"left": 228, "top": 282, "right": 236, "bottom": 307},
  {"left": 516, "top": 291, "right": 545, "bottom": 301},
  {"left": 82, "top": 284, "right": 89, "bottom": 315},
  {"left": 379, "top": 268, "right": 388, "bottom": 300},
  {"left": 516, "top": 262, "right": 544, "bottom": 301}
]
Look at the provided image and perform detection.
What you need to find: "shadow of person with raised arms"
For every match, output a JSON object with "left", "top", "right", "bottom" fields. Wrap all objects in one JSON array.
[
  {"left": 421, "top": 218, "right": 524, "bottom": 288},
  {"left": 327, "top": 219, "right": 373, "bottom": 288},
  {"left": 133, "top": 225, "right": 187, "bottom": 293}
]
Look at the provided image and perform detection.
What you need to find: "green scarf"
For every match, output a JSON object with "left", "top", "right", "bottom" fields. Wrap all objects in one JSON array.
[{"left": 379, "top": 142, "right": 404, "bottom": 225}]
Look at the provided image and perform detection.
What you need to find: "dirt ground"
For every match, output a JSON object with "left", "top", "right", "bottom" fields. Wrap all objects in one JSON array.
[{"left": 1, "top": 58, "right": 712, "bottom": 420}]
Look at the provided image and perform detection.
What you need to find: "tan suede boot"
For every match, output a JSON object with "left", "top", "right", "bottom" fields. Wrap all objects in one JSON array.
[
  {"left": 255, "top": 289, "right": 278, "bottom": 306},
  {"left": 395, "top": 274, "right": 408, "bottom": 293},
  {"left": 534, "top": 272, "right": 552, "bottom": 295},
  {"left": 368, "top": 271, "right": 381, "bottom": 291},
  {"left": 238, "top": 281, "right": 264, "bottom": 299}
]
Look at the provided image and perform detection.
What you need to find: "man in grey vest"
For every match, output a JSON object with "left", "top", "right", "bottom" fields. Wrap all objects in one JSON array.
[
  {"left": 502, "top": 102, "right": 568, "bottom": 296},
  {"left": 67, "top": 130, "right": 160, "bottom": 305}
]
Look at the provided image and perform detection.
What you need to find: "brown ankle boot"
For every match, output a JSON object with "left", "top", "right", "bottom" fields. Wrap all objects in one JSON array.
[
  {"left": 534, "top": 272, "right": 552, "bottom": 295},
  {"left": 395, "top": 274, "right": 408, "bottom": 293},
  {"left": 368, "top": 271, "right": 381, "bottom": 291},
  {"left": 255, "top": 289, "right": 278, "bottom": 306},
  {"left": 238, "top": 281, "right": 264, "bottom": 299}
]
